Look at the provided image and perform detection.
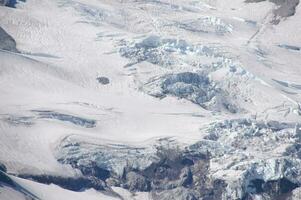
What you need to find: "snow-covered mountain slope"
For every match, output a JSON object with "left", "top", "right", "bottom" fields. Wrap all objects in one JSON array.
[{"left": 0, "top": 0, "right": 301, "bottom": 199}]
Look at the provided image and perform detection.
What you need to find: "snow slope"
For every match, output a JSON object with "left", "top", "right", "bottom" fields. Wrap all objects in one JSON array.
[{"left": 0, "top": 0, "right": 301, "bottom": 199}]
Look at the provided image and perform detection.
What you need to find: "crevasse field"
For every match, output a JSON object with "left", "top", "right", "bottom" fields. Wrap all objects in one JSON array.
[{"left": 0, "top": 0, "right": 301, "bottom": 199}]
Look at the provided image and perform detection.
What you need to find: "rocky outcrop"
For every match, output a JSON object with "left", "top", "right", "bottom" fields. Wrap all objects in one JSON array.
[
  {"left": 0, "top": 26, "right": 19, "bottom": 52},
  {"left": 151, "top": 187, "right": 198, "bottom": 200},
  {"left": 96, "top": 76, "right": 110, "bottom": 85},
  {"left": 0, "top": 0, "right": 9, "bottom": 6},
  {"left": 18, "top": 174, "right": 107, "bottom": 191},
  {"left": 0, "top": 162, "right": 7, "bottom": 173},
  {"left": 245, "top": 0, "right": 300, "bottom": 24},
  {"left": 0, "top": 0, "right": 26, "bottom": 8},
  {"left": 0, "top": 171, "right": 13, "bottom": 186},
  {"left": 124, "top": 171, "right": 150, "bottom": 192}
]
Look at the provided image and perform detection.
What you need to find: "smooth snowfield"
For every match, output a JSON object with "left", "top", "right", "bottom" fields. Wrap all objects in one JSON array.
[{"left": 0, "top": 0, "right": 301, "bottom": 199}]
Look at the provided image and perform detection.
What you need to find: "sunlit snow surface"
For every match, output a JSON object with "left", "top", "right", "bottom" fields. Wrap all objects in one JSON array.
[{"left": 0, "top": 0, "right": 301, "bottom": 199}]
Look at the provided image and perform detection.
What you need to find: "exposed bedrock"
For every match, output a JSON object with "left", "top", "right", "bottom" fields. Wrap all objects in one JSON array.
[
  {"left": 17, "top": 174, "right": 107, "bottom": 191},
  {"left": 245, "top": 0, "right": 300, "bottom": 24},
  {"left": 0, "top": 0, "right": 26, "bottom": 8},
  {"left": 0, "top": 0, "right": 9, "bottom": 6},
  {"left": 0, "top": 165, "right": 13, "bottom": 187},
  {"left": 96, "top": 76, "right": 110, "bottom": 85},
  {"left": 124, "top": 171, "right": 151, "bottom": 192},
  {"left": 0, "top": 26, "right": 19, "bottom": 52},
  {"left": 0, "top": 162, "right": 7, "bottom": 173}
]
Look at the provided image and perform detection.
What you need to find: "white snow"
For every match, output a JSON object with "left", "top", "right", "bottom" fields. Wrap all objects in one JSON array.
[{"left": 0, "top": 0, "right": 301, "bottom": 199}]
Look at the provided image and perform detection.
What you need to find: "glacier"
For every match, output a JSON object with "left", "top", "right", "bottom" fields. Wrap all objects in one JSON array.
[{"left": 0, "top": 0, "right": 301, "bottom": 199}]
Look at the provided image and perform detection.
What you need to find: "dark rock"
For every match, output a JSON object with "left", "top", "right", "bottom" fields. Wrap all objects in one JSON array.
[
  {"left": 245, "top": 0, "right": 300, "bottom": 24},
  {"left": 0, "top": 171, "right": 14, "bottom": 186},
  {"left": 1, "top": 0, "right": 26, "bottom": 8},
  {"left": 284, "top": 143, "right": 301, "bottom": 158},
  {"left": 87, "top": 176, "right": 107, "bottom": 191},
  {"left": 0, "top": 26, "right": 19, "bottom": 52},
  {"left": 209, "top": 179, "right": 228, "bottom": 200},
  {"left": 296, "top": 124, "right": 301, "bottom": 141},
  {"left": 0, "top": 0, "right": 9, "bottom": 6},
  {"left": 78, "top": 161, "right": 110, "bottom": 181},
  {"left": 249, "top": 179, "right": 265, "bottom": 193},
  {"left": 106, "top": 177, "right": 121, "bottom": 187},
  {"left": 181, "top": 158, "right": 194, "bottom": 166},
  {"left": 97, "top": 76, "right": 110, "bottom": 85},
  {"left": 264, "top": 178, "right": 298, "bottom": 195},
  {"left": 244, "top": 178, "right": 298, "bottom": 199},
  {"left": 125, "top": 171, "right": 150, "bottom": 192},
  {"left": 0, "top": 162, "right": 7, "bottom": 172},
  {"left": 151, "top": 187, "right": 198, "bottom": 200},
  {"left": 142, "top": 147, "right": 184, "bottom": 182},
  {"left": 179, "top": 167, "right": 193, "bottom": 187},
  {"left": 18, "top": 174, "right": 106, "bottom": 191}
]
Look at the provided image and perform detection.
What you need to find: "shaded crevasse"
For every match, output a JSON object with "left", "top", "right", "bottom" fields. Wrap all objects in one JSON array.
[
  {"left": 278, "top": 44, "right": 301, "bottom": 51},
  {"left": 2, "top": 111, "right": 97, "bottom": 128},
  {"left": 32, "top": 110, "right": 97, "bottom": 128}
]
